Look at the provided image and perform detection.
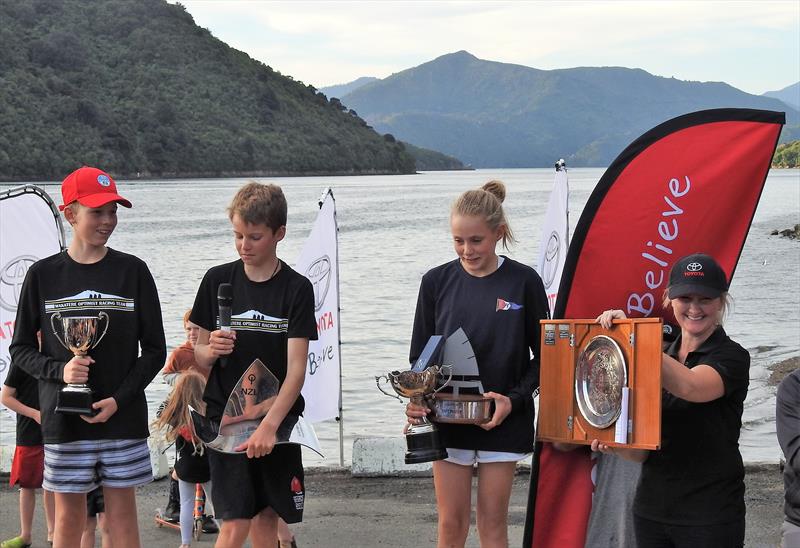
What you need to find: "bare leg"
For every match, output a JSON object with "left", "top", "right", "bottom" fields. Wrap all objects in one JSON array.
[
  {"left": 475, "top": 461, "right": 516, "bottom": 548},
  {"left": 17, "top": 487, "right": 36, "bottom": 543},
  {"left": 102, "top": 487, "right": 139, "bottom": 547},
  {"left": 53, "top": 492, "right": 88, "bottom": 548},
  {"left": 80, "top": 515, "right": 97, "bottom": 548},
  {"left": 277, "top": 518, "right": 295, "bottom": 545},
  {"left": 249, "top": 507, "right": 279, "bottom": 548},
  {"left": 215, "top": 519, "right": 251, "bottom": 548},
  {"left": 44, "top": 489, "right": 55, "bottom": 543},
  {"left": 433, "top": 460, "right": 474, "bottom": 548},
  {"left": 97, "top": 513, "right": 113, "bottom": 548}
]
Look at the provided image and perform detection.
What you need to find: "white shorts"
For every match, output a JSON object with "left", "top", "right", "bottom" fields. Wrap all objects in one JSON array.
[
  {"left": 43, "top": 439, "right": 152, "bottom": 493},
  {"left": 444, "top": 448, "right": 530, "bottom": 466}
]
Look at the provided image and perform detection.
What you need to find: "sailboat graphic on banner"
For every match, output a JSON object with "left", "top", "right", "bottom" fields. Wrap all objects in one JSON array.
[{"left": 190, "top": 359, "right": 323, "bottom": 456}]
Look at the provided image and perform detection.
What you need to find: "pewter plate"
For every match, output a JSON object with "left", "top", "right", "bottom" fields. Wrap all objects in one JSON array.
[{"left": 574, "top": 335, "right": 627, "bottom": 429}]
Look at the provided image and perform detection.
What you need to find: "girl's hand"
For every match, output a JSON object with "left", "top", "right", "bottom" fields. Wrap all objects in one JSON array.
[
  {"left": 63, "top": 355, "right": 94, "bottom": 384},
  {"left": 234, "top": 420, "right": 277, "bottom": 458},
  {"left": 32, "top": 410, "right": 41, "bottom": 425},
  {"left": 596, "top": 309, "right": 627, "bottom": 329},
  {"left": 480, "top": 391, "right": 511, "bottom": 431},
  {"left": 590, "top": 438, "right": 649, "bottom": 462},
  {"left": 208, "top": 329, "right": 236, "bottom": 357},
  {"left": 82, "top": 397, "right": 118, "bottom": 424}
]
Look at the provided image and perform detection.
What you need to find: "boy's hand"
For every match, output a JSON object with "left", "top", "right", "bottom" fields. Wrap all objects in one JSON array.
[
  {"left": 82, "top": 397, "right": 118, "bottom": 424},
  {"left": 234, "top": 420, "right": 277, "bottom": 458},
  {"left": 32, "top": 410, "right": 41, "bottom": 424},
  {"left": 63, "top": 355, "right": 94, "bottom": 384},
  {"left": 208, "top": 329, "right": 236, "bottom": 357}
]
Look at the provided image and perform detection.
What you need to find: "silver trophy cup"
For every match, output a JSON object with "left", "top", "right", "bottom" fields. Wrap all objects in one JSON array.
[
  {"left": 50, "top": 312, "right": 109, "bottom": 415},
  {"left": 376, "top": 365, "right": 452, "bottom": 464}
]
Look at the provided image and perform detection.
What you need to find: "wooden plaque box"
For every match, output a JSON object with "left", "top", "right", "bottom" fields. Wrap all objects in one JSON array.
[{"left": 537, "top": 318, "right": 662, "bottom": 450}]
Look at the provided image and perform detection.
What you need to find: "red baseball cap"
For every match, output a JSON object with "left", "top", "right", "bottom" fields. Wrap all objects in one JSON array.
[{"left": 59, "top": 166, "right": 132, "bottom": 211}]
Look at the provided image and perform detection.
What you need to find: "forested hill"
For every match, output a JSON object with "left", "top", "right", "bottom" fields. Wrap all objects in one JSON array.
[
  {"left": 339, "top": 51, "right": 799, "bottom": 168},
  {"left": 0, "top": 0, "right": 415, "bottom": 181}
]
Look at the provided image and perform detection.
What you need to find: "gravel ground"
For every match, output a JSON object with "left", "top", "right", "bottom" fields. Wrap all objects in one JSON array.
[{"left": 0, "top": 464, "right": 786, "bottom": 547}]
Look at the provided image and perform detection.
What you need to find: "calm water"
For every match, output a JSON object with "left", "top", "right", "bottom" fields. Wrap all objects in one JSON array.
[{"left": 1, "top": 168, "right": 798, "bottom": 465}]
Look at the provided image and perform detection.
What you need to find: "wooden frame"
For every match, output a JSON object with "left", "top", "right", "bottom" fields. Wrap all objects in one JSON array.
[{"left": 537, "top": 318, "right": 662, "bottom": 449}]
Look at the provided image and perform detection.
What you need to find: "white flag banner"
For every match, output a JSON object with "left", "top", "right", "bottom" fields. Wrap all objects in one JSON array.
[
  {"left": 0, "top": 186, "right": 64, "bottom": 391},
  {"left": 296, "top": 190, "right": 340, "bottom": 423},
  {"left": 536, "top": 165, "right": 570, "bottom": 316}
]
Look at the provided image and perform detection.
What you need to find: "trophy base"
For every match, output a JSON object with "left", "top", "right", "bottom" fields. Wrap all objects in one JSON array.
[
  {"left": 55, "top": 385, "right": 95, "bottom": 416},
  {"left": 405, "top": 423, "right": 447, "bottom": 464}
]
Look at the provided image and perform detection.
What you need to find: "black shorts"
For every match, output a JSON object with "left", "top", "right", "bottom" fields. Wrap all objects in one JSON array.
[{"left": 208, "top": 444, "right": 304, "bottom": 523}]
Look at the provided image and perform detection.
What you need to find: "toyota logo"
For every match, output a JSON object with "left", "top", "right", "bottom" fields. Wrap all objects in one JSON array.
[
  {"left": 0, "top": 255, "right": 38, "bottom": 312},
  {"left": 686, "top": 262, "right": 703, "bottom": 272},
  {"left": 542, "top": 232, "right": 560, "bottom": 289},
  {"left": 305, "top": 256, "right": 332, "bottom": 312}
]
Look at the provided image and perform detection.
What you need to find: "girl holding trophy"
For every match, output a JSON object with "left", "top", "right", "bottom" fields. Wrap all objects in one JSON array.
[
  {"left": 10, "top": 166, "right": 167, "bottom": 548},
  {"left": 406, "top": 181, "right": 549, "bottom": 547}
]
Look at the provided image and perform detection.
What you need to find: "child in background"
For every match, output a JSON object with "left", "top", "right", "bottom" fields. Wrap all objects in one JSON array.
[
  {"left": 160, "top": 308, "right": 216, "bottom": 532},
  {"left": 1, "top": 362, "right": 55, "bottom": 548},
  {"left": 9, "top": 166, "right": 167, "bottom": 547},
  {"left": 162, "top": 309, "right": 206, "bottom": 386},
  {"left": 153, "top": 370, "right": 217, "bottom": 548},
  {"left": 191, "top": 182, "right": 317, "bottom": 547}
]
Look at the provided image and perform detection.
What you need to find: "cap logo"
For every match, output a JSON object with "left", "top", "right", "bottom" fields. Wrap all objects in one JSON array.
[
  {"left": 686, "top": 262, "right": 703, "bottom": 272},
  {"left": 97, "top": 174, "right": 111, "bottom": 187}
]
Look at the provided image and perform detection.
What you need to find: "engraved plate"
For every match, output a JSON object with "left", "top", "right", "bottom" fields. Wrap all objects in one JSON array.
[
  {"left": 574, "top": 335, "right": 627, "bottom": 429},
  {"left": 544, "top": 324, "right": 556, "bottom": 345}
]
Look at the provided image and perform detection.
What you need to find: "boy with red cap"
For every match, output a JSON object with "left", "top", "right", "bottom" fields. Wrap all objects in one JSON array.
[{"left": 10, "top": 166, "right": 166, "bottom": 548}]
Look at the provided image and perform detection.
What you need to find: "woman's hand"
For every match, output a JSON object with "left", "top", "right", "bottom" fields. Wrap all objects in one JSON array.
[
  {"left": 480, "top": 392, "right": 511, "bottom": 431},
  {"left": 404, "top": 401, "right": 430, "bottom": 432},
  {"left": 596, "top": 309, "right": 627, "bottom": 329},
  {"left": 590, "top": 438, "right": 649, "bottom": 462},
  {"left": 207, "top": 329, "right": 236, "bottom": 357}
]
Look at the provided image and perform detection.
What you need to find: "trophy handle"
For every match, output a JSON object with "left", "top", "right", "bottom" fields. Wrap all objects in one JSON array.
[
  {"left": 432, "top": 364, "right": 453, "bottom": 395},
  {"left": 49, "top": 312, "right": 71, "bottom": 352},
  {"left": 375, "top": 375, "right": 402, "bottom": 402},
  {"left": 92, "top": 311, "right": 110, "bottom": 349}
]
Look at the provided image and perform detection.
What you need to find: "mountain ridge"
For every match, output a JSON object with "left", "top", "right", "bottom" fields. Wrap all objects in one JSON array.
[{"left": 338, "top": 51, "right": 798, "bottom": 168}]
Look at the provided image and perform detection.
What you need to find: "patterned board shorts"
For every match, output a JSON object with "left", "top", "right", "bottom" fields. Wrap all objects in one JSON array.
[{"left": 43, "top": 439, "right": 152, "bottom": 493}]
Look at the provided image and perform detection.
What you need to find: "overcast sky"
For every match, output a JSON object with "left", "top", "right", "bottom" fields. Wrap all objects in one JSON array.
[{"left": 178, "top": 1, "right": 799, "bottom": 96}]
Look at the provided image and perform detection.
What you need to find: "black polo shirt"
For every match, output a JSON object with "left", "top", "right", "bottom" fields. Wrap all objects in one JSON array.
[
  {"left": 634, "top": 326, "right": 750, "bottom": 525},
  {"left": 3, "top": 363, "right": 43, "bottom": 446}
]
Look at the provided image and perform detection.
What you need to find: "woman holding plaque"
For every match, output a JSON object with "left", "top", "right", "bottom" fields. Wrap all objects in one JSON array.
[
  {"left": 595, "top": 253, "right": 750, "bottom": 548},
  {"left": 406, "top": 180, "right": 549, "bottom": 548},
  {"left": 10, "top": 166, "right": 167, "bottom": 548}
]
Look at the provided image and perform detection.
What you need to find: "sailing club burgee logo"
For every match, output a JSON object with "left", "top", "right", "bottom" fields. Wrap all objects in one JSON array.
[{"left": 496, "top": 298, "right": 523, "bottom": 312}]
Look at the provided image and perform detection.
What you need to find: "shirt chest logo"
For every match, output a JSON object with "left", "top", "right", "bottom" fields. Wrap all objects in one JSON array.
[
  {"left": 496, "top": 298, "right": 523, "bottom": 312},
  {"left": 45, "top": 290, "right": 135, "bottom": 313},
  {"left": 221, "top": 309, "right": 288, "bottom": 333}
]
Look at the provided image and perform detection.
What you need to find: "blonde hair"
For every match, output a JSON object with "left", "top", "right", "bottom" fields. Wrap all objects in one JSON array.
[
  {"left": 182, "top": 308, "right": 192, "bottom": 327},
  {"left": 228, "top": 182, "right": 287, "bottom": 232},
  {"left": 152, "top": 370, "right": 207, "bottom": 456},
  {"left": 451, "top": 180, "right": 515, "bottom": 249}
]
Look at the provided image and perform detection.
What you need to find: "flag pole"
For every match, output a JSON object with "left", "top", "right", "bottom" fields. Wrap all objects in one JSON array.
[{"left": 319, "top": 187, "right": 345, "bottom": 468}]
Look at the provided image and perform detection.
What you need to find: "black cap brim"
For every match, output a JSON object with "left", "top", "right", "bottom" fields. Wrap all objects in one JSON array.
[{"left": 668, "top": 283, "right": 723, "bottom": 299}]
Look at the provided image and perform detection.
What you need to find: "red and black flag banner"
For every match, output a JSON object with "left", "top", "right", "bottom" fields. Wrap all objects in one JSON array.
[{"left": 524, "top": 108, "right": 785, "bottom": 547}]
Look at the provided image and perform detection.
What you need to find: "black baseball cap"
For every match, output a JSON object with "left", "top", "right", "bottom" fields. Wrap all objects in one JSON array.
[{"left": 667, "top": 253, "right": 729, "bottom": 299}]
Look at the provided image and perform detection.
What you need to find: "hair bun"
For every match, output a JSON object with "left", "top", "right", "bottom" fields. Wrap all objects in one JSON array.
[{"left": 482, "top": 180, "right": 506, "bottom": 203}]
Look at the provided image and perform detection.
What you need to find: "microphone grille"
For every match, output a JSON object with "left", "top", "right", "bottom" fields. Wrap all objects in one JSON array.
[{"left": 217, "top": 283, "right": 233, "bottom": 300}]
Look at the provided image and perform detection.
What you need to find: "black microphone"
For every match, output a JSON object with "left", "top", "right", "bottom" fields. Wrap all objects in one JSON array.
[{"left": 217, "top": 283, "right": 233, "bottom": 367}]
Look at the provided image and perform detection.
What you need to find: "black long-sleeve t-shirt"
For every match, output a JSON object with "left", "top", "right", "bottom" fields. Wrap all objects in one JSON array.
[
  {"left": 9, "top": 249, "right": 166, "bottom": 443},
  {"left": 410, "top": 257, "right": 549, "bottom": 453},
  {"left": 778, "top": 368, "right": 800, "bottom": 526}
]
